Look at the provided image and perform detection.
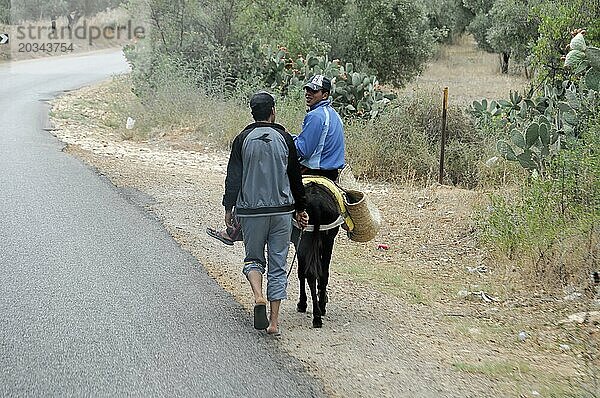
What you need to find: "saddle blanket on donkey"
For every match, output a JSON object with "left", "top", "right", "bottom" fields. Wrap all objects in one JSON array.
[{"left": 293, "top": 175, "right": 380, "bottom": 242}]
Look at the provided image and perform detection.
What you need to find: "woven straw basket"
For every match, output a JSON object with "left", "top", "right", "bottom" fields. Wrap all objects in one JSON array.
[{"left": 343, "top": 189, "right": 380, "bottom": 242}]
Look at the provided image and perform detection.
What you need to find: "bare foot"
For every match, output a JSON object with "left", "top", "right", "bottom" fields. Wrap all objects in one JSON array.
[{"left": 266, "top": 325, "right": 281, "bottom": 336}]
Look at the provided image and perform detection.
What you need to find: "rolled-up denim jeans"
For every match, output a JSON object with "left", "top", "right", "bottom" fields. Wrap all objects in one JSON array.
[{"left": 240, "top": 213, "right": 292, "bottom": 301}]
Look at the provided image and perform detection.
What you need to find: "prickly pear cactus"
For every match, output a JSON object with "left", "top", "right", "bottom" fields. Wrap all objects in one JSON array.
[
  {"left": 564, "top": 32, "right": 600, "bottom": 91},
  {"left": 496, "top": 115, "right": 560, "bottom": 173},
  {"left": 471, "top": 29, "right": 599, "bottom": 177},
  {"left": 261, "top": 47, "right": 396, "bottom": 119}
]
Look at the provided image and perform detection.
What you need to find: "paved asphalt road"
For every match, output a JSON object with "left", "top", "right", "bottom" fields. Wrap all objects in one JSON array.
[{"left": 0, "top": 51, "right": 323, "bottom": 397}]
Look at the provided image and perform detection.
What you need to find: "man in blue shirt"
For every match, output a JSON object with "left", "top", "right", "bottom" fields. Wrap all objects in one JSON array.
[
  {"left": 295, "top": 75, "right": 345, "bottom": 181},
  {"left": 290, "top": 76, "right": 346, "bottom": 320}
]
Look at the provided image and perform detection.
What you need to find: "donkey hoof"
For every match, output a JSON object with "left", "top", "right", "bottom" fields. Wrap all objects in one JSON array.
[
  {"left": 312, "top": 318, "right": 323, "bottom": 328},
  {"left": 297, "top": 302, "right": 307, "bottom": 313}
]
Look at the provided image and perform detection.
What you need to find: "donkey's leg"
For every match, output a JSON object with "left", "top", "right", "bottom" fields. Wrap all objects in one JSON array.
[
  {"left": 297, "top": 277, "right": 307, "bottom": 313},
  {"left": 318, "top": 227, "right": 339, "bottom": 316},
  {"left": 317, "top": 273, "right": 328, "bottom": 316},
  {"left": 292, "top": 227, "right": 308, "bottom": 313},
  {"left": 307, "top": 276, "right": 322, "bottom": 328},
  {"left": 297, "top": 257, "right": 308, "bottom": 313}
]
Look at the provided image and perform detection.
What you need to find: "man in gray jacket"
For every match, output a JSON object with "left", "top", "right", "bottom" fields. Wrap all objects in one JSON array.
[{"left": 223, "top": 91, "right": 308, "bottom": 334}]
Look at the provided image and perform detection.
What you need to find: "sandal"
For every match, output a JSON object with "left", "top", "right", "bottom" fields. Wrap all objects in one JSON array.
[
  {"left": 253, "top": 301, "right": 269, "bottom": 330},
  {"left": 206, "top": 227, "right": 234, "bottom": 246},
  {"left": 226, "top": 224, "right": 243, "bottom": 242}
]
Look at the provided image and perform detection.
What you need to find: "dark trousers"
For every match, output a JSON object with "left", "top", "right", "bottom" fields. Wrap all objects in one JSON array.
[{"left": 301, "top": 168, "right": 339, "bottom": 181}]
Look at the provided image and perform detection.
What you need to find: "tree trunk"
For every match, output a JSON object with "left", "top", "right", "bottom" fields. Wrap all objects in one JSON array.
[{"left": 500, "top": 52, "right": 510, "bottom": 74}]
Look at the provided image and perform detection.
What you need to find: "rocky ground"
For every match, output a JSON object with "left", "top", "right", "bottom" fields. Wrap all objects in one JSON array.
[{"left": 46, "top": 79, "right": 599, "bottom": 397}]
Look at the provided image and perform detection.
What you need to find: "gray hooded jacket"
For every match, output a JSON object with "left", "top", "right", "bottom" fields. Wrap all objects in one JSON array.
[{"left": 223, "top": 122, "right": 306, "bottom": 217}]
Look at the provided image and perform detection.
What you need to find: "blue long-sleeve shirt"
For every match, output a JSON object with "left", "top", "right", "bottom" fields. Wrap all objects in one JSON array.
[{"left": 295, "top": 100, "right": 345, "bottom": 170}]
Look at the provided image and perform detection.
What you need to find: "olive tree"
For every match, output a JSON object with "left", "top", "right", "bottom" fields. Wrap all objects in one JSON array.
[
  {"left": 487, "top": 0, "right": 539, "bottom": 73},
  {"left": 425, "top": 0, "right": 474, "bottom": 43},
  {"left": 465, "top": 0, "right": 538, "bottom": 74},
  {"left": 465, "top": 0, "right": 494, "bottom": 52},
  {"left": 338, "top": 0, "right": 436, "bottom": 87}
]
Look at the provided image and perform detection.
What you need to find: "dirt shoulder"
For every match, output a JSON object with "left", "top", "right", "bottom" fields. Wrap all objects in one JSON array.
[{"left": 49, "top": 81, "right": 598, "bottom": 398}]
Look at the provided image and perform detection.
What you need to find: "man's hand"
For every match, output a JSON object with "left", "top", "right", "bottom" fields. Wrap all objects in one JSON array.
[
  {"left": 225, "top": 210, "right": 233, "bottom": 228},
  {"left": 295, "top": 210, "right": 309, "bottom": 229}
]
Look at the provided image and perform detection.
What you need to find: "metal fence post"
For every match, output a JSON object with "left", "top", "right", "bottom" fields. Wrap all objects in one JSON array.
[{"left": 438, "top": 87, "right": 449, "bottom": 185}]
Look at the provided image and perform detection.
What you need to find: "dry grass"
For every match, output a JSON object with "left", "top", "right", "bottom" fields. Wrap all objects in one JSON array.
[{"left": 402, "top": 36, "right": 530, "bottom": 107}]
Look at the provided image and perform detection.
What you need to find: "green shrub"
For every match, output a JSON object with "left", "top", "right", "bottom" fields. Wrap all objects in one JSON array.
[
  {"left": 477, "top": 141, "right": 599, "bottom": 288},
  {"left": 476, "top": 55, "right": 600, "bottom": 289},
  {"left": 110, "top": 72, "right": 310, "bottom": 148},
  {"left": 472, "top": 24, "right": 600, "bottom": 289},
  {"left": 238, "top": 2, "right": 331, "bottom": 59},
  {"left": 470, "top": 32, "right": 600, "bottom": 179},
  {"left": 108, "top": 71, "right": 249, "bottom": 144},
  {"left": 272, "top": 88, "right": 307, "bottom": 136},
  {"left": 125, "top": 0, "right": 438, "bottom": 98},
  {"left": 11, "top": 0, "right": 122, "bottom": 21}
]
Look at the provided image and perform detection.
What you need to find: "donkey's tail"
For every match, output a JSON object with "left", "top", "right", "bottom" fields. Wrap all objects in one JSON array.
[{"left": 303, "top": 201, "right": 324, "bottom": 279}]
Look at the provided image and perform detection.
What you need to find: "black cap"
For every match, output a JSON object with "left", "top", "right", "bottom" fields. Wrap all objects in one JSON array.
[
  {"left": 250, "top": 90, "right": 275, "bottom": 111},
  {"left": 304, "top": 75, "right": 331, "bottom": 92}
]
